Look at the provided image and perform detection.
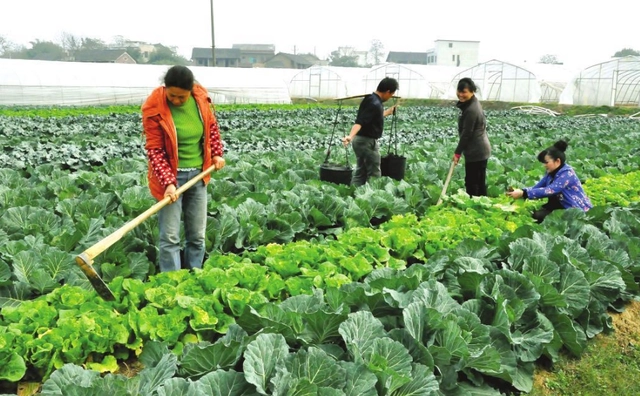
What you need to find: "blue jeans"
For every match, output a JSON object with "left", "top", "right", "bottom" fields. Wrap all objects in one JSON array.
[{"left": 157, "top": 169, "right": 207, "bottom": 272}]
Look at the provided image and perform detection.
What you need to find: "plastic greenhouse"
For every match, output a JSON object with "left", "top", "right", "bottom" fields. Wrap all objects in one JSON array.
[
  {"left": 364, "top": 63, "right": 463, "bottom": 99},
  {"left": 523, "top": 63, "right": 579, "bottom": 103},
  {"left": 559, "top": 56, "right": 640, "bottom": 106},
  {"left": 447, "top": 60, "right": 541, "bottom": 103},
  {"left": 0, "top": 59, "right": 294, "bottom": 106},
  {"left": 288, "top": 66, "right": 367, "bottom": 99}
]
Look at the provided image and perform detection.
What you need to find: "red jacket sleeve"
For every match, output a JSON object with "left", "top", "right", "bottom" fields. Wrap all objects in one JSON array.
[
  {"left": 209, "top": 114, "right": 224, "bottom": 158},
  {"left": 146, "top": 148, "right": 177, "bottom": 188},
  {"left": 143, "top": 115, "right": 177, "bottom": 189}
]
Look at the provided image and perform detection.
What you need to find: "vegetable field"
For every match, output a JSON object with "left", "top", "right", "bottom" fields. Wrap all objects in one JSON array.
[{"left": 1, "top": 104, "right": 640, "bottom": 395}]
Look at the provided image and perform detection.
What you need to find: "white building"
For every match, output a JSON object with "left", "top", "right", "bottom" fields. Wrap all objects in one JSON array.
[{"left": 426, "top": 40, "right": 479, "bottom": 68}]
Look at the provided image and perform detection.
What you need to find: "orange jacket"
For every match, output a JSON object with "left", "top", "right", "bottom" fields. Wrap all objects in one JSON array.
[{"left": 142, "top": 84, "right": 223, "bottom": 201}]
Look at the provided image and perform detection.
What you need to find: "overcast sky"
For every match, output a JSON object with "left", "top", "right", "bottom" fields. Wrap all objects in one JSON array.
[{"left": 2, "top": 0, "right": 639, "bottom": 69}]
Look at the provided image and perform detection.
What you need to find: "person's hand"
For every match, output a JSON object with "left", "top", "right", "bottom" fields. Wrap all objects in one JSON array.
[
  {"left": 164, "top": 184, "right": 178, "bottom": 203},
  {"left": 342, "top": 136, "right": 353, "bottom": 146},
  {"left": 506, "top": 189, "right": 524, "bottom": 199},
  {"left": 212, "top": 155, "right": 226, "bottom": 170},
  {"left": 384, "top": 105, "right": 398, "bottom": 117},
  {"left": 453, "top": 153, "right": 461, "bottom": 165}
]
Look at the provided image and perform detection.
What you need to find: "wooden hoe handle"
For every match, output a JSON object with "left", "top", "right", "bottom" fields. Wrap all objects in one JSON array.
[
  {"left": 436, "top": 160, "right": 456, "bottom": 206},
  {"left": 74, "top": 165, "right": 218, "bottom": 300}
]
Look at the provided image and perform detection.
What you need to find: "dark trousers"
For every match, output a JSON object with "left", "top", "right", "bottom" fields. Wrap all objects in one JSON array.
[
  {"left": 351, "top": 136, "right": 381, "bottom": 186},
  {"left": 532, "top": 195, "right": 564, "bottom": 223},
  {"left": 464, "top": 159, "right": 488, "bottom": 197}
]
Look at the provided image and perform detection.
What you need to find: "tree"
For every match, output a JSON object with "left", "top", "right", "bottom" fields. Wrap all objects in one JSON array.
[
  {"left": 59, "top": 32, "right": 82, "bottom": 53},
  {"left": 24, "top": 40, "right": 66, "bottom": 61},
  {"left": 112, "top": 35, "right": 128, "bottom": 48},
  {"left": 0, "top": 35, "right": 25, "bottom": 58},
  {"left": 539, "top": 54, "right": 562, "bottom": 64},
  {"left": 613, "top": 48, "right": 640, "bottom": 57},
  {"left": 1, "top": 45, "right": 26, "bottom": 59},
  {"left": 148, "top": 44, "right": 189, "bottom": 65},
  {"left": 329, "top": 49, "right": 358, "bottom": 67},
  {"left": 369, "top": 39, "right": 385, "bottom": 65},
  {"left": 0, "top": 35, "right": 9, "bottom": 56},
  {"left": 80, "top": 37, "right": 107, "bottom": 50}
]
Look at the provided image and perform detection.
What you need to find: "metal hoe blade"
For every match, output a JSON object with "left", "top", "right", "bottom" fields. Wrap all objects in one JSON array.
[{"left": 75, "top": 252, "right": 116, "bottom": 301}]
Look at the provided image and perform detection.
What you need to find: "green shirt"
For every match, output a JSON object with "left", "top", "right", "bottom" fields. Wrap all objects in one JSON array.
[{"left": 169, "top": 95, "right": 204, "bottom": 168}]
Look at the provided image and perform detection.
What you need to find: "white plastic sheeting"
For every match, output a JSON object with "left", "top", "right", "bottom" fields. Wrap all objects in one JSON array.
[
  {"left": 0, "top": 59, "right": 295, "bottom": 106},
  {"left": 288, "top": 66, "right": 367, "bottom": 99},
  {"left": 559, "top": 56, "right": 640, "bottom": 106},
  {"left": 10, "top": 58, "right": 636, "bottom": 106},
  {"left": 363, "top": 63, "right": 463, "bottom": 99},
  {"left": 447, "top": 60, "right": 541, "bottom": 103},
  {"left": 522, "top": 63, "right": 579, "bottom": 103}
]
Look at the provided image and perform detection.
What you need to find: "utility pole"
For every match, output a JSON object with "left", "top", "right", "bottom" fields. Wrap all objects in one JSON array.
[{"left": 210, "top": 0, "right": 215, "bottom": 67}]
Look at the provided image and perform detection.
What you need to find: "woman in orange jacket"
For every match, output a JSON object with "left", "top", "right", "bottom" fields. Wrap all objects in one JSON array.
[{"left": 142, "top": 65, "right": 225, "bottom": 272}]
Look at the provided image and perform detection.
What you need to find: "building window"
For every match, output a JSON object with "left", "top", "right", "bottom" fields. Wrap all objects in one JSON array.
[
  {"left": 449, "top": 43, "right": 453, "bottom": 48},
  {"left": 452, "top": 55, "right": 455, "bottom": 61}
]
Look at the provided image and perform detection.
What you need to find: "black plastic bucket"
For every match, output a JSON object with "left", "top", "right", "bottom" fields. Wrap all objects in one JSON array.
[
  {"left": 381, "top": 154, "right": 407, "bottom": 181},
  {"left": 320, "top": 163, "right": 352, "bottom": 185}
]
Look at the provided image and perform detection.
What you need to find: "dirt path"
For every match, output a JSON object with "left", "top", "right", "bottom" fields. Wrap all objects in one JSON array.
[{"left": 533, "top": 300, "right": 640, "bottom": 395}]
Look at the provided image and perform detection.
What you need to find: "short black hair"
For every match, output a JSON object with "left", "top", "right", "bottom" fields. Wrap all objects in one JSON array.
[
  {"left": 537, "top": 140, "right": 568, "bottom": 164},
  {"left": 164, "top": 65, "right": 195, "bottom": 91},
  {"left": 377, "top": 77, "right": 399, "bottom": 93},
  {"left": 457, "top": 77, "right": 477, "bottom": 92}
]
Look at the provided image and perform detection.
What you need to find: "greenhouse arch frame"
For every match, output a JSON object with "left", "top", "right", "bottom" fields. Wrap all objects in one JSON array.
[
  {"left": 560, "top": 56, "right": 640, "bottom": 106},
  {"left": 288, "top": 65, "right": 367, "bottom": 100},
  {"left": 448, "top": 59, "right": 540, "bottom": 103},
  {"left": 363, "top": 63, "right": 430, "bottom": 99}
]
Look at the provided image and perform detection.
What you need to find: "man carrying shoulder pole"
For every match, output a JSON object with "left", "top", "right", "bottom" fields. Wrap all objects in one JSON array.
[{"left": 342, "top": 77, "right": 399, "bottom": 187}]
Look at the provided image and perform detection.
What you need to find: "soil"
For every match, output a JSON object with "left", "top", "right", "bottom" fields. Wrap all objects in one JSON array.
[
  {"left": 532, "top": 300, "right": 640, "bottom": 395},
  {"left": 609, "top": 300, "right": 640, "bottom": 347}
]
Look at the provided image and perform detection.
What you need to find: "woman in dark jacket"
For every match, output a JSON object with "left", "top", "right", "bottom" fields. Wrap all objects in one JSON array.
[
  {"left": 507, "top": 140, "right": 592, "bottom": 223},
  {"left": 452, "top": 78, "right": 491, "bottom": 196}
]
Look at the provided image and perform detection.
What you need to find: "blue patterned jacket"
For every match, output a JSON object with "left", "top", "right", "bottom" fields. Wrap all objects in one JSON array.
[{"left": 524, "top": 164, "right": 593, "bottom": 211}]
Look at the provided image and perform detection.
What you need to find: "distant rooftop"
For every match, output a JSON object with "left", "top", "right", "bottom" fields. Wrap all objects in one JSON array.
[
  {"left": 435, "top": 39, "right": 480, "bottom": 43},
  {"left": 386, "top": 51, "right": 429, "bottom": 64},
  {"left": 232, "top": 44, "right": 276, "bottom": 52},
  {"left": 74, "top": 49, "right": 133, "bottom": 62},
  {"left": 265, "top": 52, "right": 319, "bottom": 68},
  {"left": 192, "top": 47, "right": 241, "bottom": 59}
]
